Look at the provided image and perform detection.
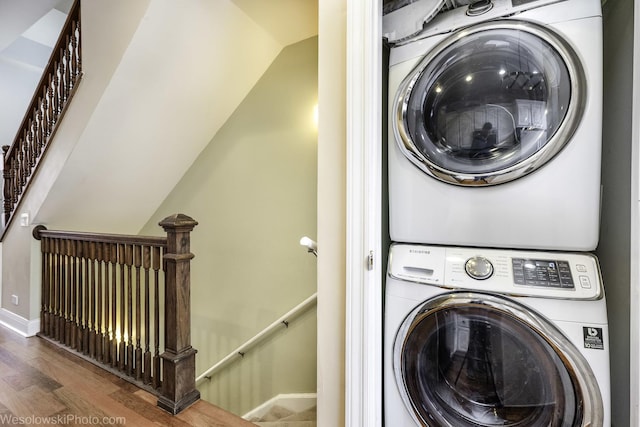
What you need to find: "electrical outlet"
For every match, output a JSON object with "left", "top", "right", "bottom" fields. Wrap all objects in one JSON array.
[{"left": 10, "top": 295, "right": 18, "bottom": 306}]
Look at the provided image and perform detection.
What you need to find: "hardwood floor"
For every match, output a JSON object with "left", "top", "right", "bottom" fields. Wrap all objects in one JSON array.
[{"left": 0, "top": 324, "right": 255, "bottom": 426}]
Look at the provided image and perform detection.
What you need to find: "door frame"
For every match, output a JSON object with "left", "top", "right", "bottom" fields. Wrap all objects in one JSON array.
[{"left": 345, "top": 0, "right": 383, "bottom": 426}]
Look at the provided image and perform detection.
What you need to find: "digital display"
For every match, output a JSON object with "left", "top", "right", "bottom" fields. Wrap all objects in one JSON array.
[{"left": 512, "top": 258, "right": 574, "bottom": 288}]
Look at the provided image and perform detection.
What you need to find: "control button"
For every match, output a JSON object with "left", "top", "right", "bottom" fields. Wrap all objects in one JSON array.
[
  {"left": 465, "top": 256, "right": 494, "bottom": 280},
  {"left": 579, "top": 276, "right": 592, "bottom": 289},
  {"left": 576, "top": 264, "right": 587, "bottom": 272}
]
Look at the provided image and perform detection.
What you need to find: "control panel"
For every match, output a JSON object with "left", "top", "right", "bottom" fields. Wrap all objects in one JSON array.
[{"left": 388, "top": 244, "right": 602, "bottom": 300}]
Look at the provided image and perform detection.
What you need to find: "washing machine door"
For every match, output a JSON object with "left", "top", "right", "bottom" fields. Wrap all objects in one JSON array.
[
  {"left": 393, "top": 292, "right": 603, "bottom": 426},
  {"left": 393, "top": 20, "right": 585, "bottom": 186}
]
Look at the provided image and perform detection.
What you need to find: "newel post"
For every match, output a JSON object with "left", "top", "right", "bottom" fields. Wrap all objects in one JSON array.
[{"left": 157, "top": 213, "right": 200, "bottom": 414}]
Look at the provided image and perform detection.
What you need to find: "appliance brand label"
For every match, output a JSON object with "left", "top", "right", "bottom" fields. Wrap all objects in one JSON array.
[
  {"left": 409, "top": 249, "right": 430, "bottom": 254},
  {"left": 583, "top": 327, "right": 604, "bottom": 350}
]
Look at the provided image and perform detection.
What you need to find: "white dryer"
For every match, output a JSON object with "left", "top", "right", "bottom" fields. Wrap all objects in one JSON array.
[
  {"left": 384, "top": 243, "right": 610, "bottom": 426},
  {"left": 387, "top": 0, "right": 603, "bottom": 250}
]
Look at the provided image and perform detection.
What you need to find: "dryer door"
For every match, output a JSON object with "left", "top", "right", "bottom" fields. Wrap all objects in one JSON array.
[
  {"left": 393, "top": 20, "right": 585, "bottom": 186},
  {"left": 393, "top": 292, "right": 603, "bottom": 426}
]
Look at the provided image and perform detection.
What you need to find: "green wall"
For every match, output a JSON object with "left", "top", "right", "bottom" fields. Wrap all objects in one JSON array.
[{"left": 139, "top": 36, "right": 318, "bottom": 416}]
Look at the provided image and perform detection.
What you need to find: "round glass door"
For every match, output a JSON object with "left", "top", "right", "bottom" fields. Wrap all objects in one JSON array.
[
  {"left": 394, "top": 292, "right": 603, "bottom": 426},
  {"left": 393, "top": 21, "right": 585, "bottom": 185}
]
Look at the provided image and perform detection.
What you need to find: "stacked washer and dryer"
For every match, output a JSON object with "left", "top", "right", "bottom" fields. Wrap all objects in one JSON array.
[{"left": 383, "top": 0, "right": 610, "bottom": 426}]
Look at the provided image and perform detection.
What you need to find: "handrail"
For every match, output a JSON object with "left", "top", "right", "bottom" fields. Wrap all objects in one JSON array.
[
  {"left": 196, "top": 292, "right": 318, "bottom": 383},
  {"left": 33, "top": 213, "right": 201, "bottom": 415},
  {"left": 35, "top": 227, "right": 167, "bottom": 246},
  {"left": 3, "top": 0, "right": 82, "bottom": 231}
]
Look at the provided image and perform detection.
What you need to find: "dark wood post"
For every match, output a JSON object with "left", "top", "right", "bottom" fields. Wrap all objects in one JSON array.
[{"left": 157, "top": 213, "right": 200, "bottom": 414}]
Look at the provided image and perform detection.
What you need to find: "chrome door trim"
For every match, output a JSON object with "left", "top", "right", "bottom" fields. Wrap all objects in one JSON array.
[
  {"left": 393, "top": 20, "right": 586, "bottom": 186},
  {"left": 393, "top": 291, "right": 604, "bottom": 426}
]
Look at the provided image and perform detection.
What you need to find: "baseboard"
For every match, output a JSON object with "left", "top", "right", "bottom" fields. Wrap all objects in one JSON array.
[
  {"left": 243, "top": 393, "right": 317, "bottom": 420},
  {"left": 0, "top": 308, "right": 40, "bottom": 337}
]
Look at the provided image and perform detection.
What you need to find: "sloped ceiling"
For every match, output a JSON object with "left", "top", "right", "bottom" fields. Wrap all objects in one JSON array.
[
  {"left": 0, "top": 0, "right": 73, "bottom": 147},
  {"left": 9, "top": 0, "right": 318, "bottom": 234},
  {"left": 0, "top": 0, "right": 317, "bottom": 149}
]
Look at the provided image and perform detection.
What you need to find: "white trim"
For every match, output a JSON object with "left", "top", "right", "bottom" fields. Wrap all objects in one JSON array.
[
  {"left": 242, "top": 393, "right": 317, "bottom": 420},
  {"left": 0, "top": 308, "right": 40, "bottom": 337},
  {"left": 630, "top": 1, "right": 640, "bottom": 424},
  {"left": 345, "top": 0, "right": 383, "bottom": 426}
]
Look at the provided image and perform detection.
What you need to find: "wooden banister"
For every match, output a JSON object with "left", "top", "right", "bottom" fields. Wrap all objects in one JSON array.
[
  {"left": 33, "top": 214, "right": 200, "bottom": 414},
  {"left": 3, "top": 0, "right": 82, "bottom": 231}
]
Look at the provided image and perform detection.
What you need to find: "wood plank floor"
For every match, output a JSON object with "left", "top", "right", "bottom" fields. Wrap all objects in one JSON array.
[{"left": 0, "top": 324, "right": 255, "bottom": 426}]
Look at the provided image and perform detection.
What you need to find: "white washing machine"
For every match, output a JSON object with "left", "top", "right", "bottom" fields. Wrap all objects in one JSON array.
[
  {"left": 384, "top": 243, "right": 610, "bottom": 426},
  {"left": 387, "top": 0, "right": 603, "bottom": 250}
]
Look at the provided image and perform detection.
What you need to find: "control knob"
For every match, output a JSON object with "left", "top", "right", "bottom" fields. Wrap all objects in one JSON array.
[
  {"left": 467, "top": 0, "right": 493, "bottom": 16},
  {"left": 465, "top": 256, "right": 494, "bottom": 280}
]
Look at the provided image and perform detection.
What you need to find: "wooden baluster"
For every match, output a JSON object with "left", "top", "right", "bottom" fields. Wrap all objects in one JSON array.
[
  {"left": 96, "top": 242, "right": 104, "bottom": 362},
  {"left": 102, "top": 242, "right": 111, "bottom": 363},
  {"left": 70, "top": 238, "right": 78, "bottom": 350},
  {"left": 157, "top": 214, "right": 200, "bottom": 414},
  {"left": 153, "top": 245, "right": 161, "bottom": 389},
  {"left": 16, "top": 134, "right": 24, "bottom": 196},
  {"left": 8, "top": 157, "right": 13, "bottom": 213},
  {"left": 105, "top": 243, "right": 113, "bottom": 364},
  {"left": 64, "top": 35, "right": 71, "bottom": 101},
  {"left": 59, "top": 239, "right": 65, "bottom": 342},
  {"left": 35, "top": 105, "right": 41, "bottom": 163},
  {"left": 143, "top": 245, "right": 152, "bottom": 384},
  {"left": 41, "top": 236, "right": 51, "bottom": 337},
  {"left": 33, "top": 102, "right": 40, "bottom": 163},
  {"left": 70, "top": 21, "right": 80, "bottom": 83},
  {"left": 51, "top": 238, "right": 60, "bottom": 341},
  {"left": 118, "top": 243, "right": 126, "bottom": 371},
  {"left": 25, "top": 116, "right": 33, "bottom": 174},
  {"left": 134, "top": 245, "right": 142, "bottom": 380},
  {"left": 2, "top": 145, "right": 11, "bottom": 224},
  {"left": 12, "top": 157, "right": 16, "bottom": 215},
  {"left": 39, "top": 236, "right": 47, "bottom": 336},
  {"left": 57, "top": 49, "right": 65, "bottom": 107},
  {"left": 53, "top": 63, "right": 61, "bottom": 116},
  {"left": 75, "top": 240, "right": 83, "bottom": 351},
  {"left": 110, "top": 243, "right": 118, "bottom": 367},
  {"left": 19, "top": 134, "right": 25, "bottom": 182},
  {"left": 44, "top": 82, "right": 52, "bottom": 139},
  {"left": 80, "top": 241, "right": 88, "bottom": 353},
  {"left": 126, "top": 244, "right": 134, "bottom": 376},
  {"left": 25, "top": 121, "right": 33, "bottom": 181},
  {"left": 63, "top": 239, "right": 71, "bottom": 346},
  {"left": 11, "top": 156, "right": 19, "bottom": 209},
  {"left": 88, "top": 241, "right": 96, "bottom": 357}
]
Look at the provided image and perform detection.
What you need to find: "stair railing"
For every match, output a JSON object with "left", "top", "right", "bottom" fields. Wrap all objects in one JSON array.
[
  {"left": 3, "top": 0, "right": 82, "bottom": 230},
  {"left": 33, "top": 213, "right": 200, "bottom": 414},
  {"left": 196, "top": 293, "right": 318, "bottom": 384}
]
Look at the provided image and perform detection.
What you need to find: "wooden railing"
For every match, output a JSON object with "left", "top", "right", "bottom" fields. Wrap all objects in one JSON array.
[
  {"left": 3, "top": 0, "right": 82, "bottom": 228},
  {"left": 33, "top": 214, "right": 200, "bottom": 414}
]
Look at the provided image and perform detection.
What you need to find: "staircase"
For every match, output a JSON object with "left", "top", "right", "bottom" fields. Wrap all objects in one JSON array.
[
  {"left": 244, "top": 394, "right": 316, "bottom": 427},
  {"left": 248, "top": 404, "right": 317, "bottom": 427}
]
